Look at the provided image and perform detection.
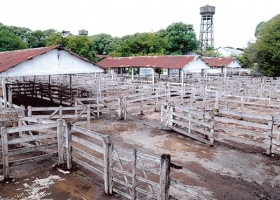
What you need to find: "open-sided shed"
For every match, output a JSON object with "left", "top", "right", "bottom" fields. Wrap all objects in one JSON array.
[
  {"left": 202, "top": 57, "right": 242, "bottom": 76},
  {"left": 97, "top": 55, "right": 210, "bottom": 82},
  {"left": 0, "top": 45, "right": 104, "bottom": 107}
]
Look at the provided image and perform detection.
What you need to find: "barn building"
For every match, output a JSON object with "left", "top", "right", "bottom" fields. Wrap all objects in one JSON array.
[
  {"left": 202, "top": 57, "right": 242, "bottom": 76},
  {"left": 0, "top": 45, "right": 104, "bottom": 107},
  {"left": 97, "top": 55, "right": 210, "bottom": 82}
]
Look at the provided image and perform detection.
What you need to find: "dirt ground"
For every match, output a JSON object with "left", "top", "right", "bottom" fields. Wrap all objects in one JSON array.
[{"left": 1, "top": 98, "right": 280, "bottom": 199}]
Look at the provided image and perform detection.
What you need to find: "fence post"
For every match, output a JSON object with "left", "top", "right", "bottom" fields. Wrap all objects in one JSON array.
[
  {"left": 132, "top": 148, "right": 137, "bottom": 200},
  {"left": 57, "top": 119, "right": 64, "bottom": 163},
  {"left": 215, "top": 91, "right": 219, "bottom": 110},
  {"left": 59, "top": 105, "right": 63, "bottom": 120},
  {"left": 267, "top": 116, "right": 274, "bottom": 155},
  {"left": 27, "top": 106, "right": 32, "bottom": 117},
  {"left": 97, "top": 97, "right": 100, "bottom": 118},
  {"left": 87, "top": 105, "right": 91, "bottom": 130},
  {"left": 159, "top": 154, "right": 170, "bottom": 200},
  {"left": 8, "top": 87, "right": 12, "bottom": 108},
  {"left": 1, "top": 127, "right": 9, "bottom": 180},
  {"left": 64, "top": 122, "right": 72, "bottom": 169},
  {"left": 103, "top": 135, "right": 113, "bottom": 195}
]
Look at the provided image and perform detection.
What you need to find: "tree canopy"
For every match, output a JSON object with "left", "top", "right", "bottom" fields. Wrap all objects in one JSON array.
[
  {"left": 0, "top": 21, "right": 200, "bottom": 62},
  {"left": 164, "top": 22, "right": 199, "bottom": 55},
  {"left": 0, "top": 26, "right": 27, "bottom": 51},
  {"left": 240, "top": 14, "right": 280, "bottom": 76}
]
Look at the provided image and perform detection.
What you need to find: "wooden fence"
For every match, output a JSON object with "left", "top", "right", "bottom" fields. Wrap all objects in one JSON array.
[
  {"left": 0, "top": 118, "right": 71, "bottom": 179},
  {"left": 161, "top": 104, "right": 214, "bottom": 145},
  {"left": 161, "top": 103, "right": 280, "bottom": 155}
]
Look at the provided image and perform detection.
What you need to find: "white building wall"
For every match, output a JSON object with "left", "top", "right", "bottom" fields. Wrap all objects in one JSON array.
[
  {"left": 227, "top": 60, "right": 242, "bottom": 68},
  {"left": 182, "top": 58, "right": 210, "bottom": 73},
  {"left": 0, "top": 49, "right": 104, "bottom": 77},
  {"left": 139, "top": 68, "right": 154, "bottom": 76}
]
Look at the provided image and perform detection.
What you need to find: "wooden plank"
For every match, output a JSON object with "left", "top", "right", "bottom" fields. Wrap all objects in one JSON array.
[
  {"left": 8, "top": 143, "right": 57, "bottom": 156},
  {"left": 8, "top": 133, "right": 57, "bottom": 145},
  {"left": 218, "top": 109, "right": 273, "bottom": 121},
  {"left": 72, "top": 146, "right": 104, "bottom": 166},
  {"left": 112, "top": 188, "right": 131, "bottom": 199},
  {"left": 113, "top": 167, "right": 133, "bottom": 178},
  {"left": 214, "top": 133, "right": 267, "bottom": 148},
  {"left": 72, "top": 135, "right": 103, "bottom": 154},
  {"left": 112, "top": 177, "right": 132, "bottom": 188},
  {"left": 170, "top": 119, "right": 212, "bottom": 137},
  {"left": 72, "top": 157, "right": 103, "bottom": 178},
  {"left": 136, "top": 175, "right": 159, "bottom": 187},
  {"left": 72, "top": 125, "right": 103, "bottom": 141},
  {"left": 215, "top": 125, "right": 267, "bottom": 138},
  {"left": 6, "top": 123, "right": 57, "bottom": 134},
  {"left": 170, "top": 125, "right": 211, "bottom": 145},
  {"left": 171, "top": 111, "right": 213, "bottom": 129},
  {"left": 214, "top": 116, "right": 269, "bottom": 129},
  {"left": 135, "top": 187, "right": 159, "bottom": 199},
  {"left": 9, "top": 152, "right": 58, "bottom": 167},
  {"left": 137, "top": 152, "right": 160, "bottom": 163}
]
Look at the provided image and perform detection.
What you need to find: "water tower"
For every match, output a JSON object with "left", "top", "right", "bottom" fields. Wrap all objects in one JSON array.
[
  {"left": 199, "top": 4, "right": 215, "bottom": 52},
  {"left": 79, "top": 29, "right": 88, "bottom": 35}
]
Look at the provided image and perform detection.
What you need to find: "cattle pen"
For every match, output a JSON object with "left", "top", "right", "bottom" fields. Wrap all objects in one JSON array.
[{"left": 1, "top": 73, "right": 280, "bottom": 200}]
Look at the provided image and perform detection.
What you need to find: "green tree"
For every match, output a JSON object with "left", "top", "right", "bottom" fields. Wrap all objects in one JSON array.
[
  {"left": 113, "top": 32, "right": 167, "bottom": 57},
  {"left": 255, "top": 21, "right": 266, "bottom": 38},
  {"left": 164, "top": 22, "right": 199, "bottom": 55},
  {"left": 64, "top": 35, "right": 96, "bottom": 61},
  {"left": 256, "top": 14, "right": 280, "bottom": 76},
  {"left": 90, "top": 33, "right": 121, "bottom": 55},
  {"left": 0, "top": 28, "right": 28, "bottom": 51}
]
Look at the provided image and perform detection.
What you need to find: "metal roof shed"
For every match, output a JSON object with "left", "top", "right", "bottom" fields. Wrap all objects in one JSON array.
[
  {"left": 0, "top": 46, "right": 104, "bottom": 107},
  {"left": 97, "top": 55, "right": 210, "bottom": 82}
]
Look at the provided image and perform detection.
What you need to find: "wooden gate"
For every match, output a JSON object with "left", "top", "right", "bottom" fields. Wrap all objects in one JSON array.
[{"left": 0, "top": 118, "right": 71, "bottom": 180}]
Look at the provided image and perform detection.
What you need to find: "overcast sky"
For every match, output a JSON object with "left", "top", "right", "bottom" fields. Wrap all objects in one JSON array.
[{"left": 0, "top": 0, "right": 279, "bottom": 49}]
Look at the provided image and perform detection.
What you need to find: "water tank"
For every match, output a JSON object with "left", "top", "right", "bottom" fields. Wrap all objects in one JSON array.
[
  {"left": 200, "top": 4, "right": 215, "bottom": 16},
  {"left": 79, "top": 29, "right": 88, "bottom": 35}
]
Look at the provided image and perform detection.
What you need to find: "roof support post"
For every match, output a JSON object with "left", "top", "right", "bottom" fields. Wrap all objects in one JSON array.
[
  {"left": 98, "top": 72, "right": 101, "bottom": 97},
  {"left": 152, "top": 68, "right": 155, "bottom": 84},
  {"left": 181, "top": 70, "right": 184, "bottom": 85},
  {"left": 1, "top": 77, "right": 7, "bottom": 108},
  {"left": 224, "top": 67, "right": 227, "bottom": 82},
  {"left": 131, "top": 68, "right": 134, "bottom": 81}
]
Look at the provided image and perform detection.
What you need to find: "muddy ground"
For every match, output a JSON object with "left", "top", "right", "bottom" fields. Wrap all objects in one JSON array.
[{"left": 1, "top": 97, "right": 280, "bottom": 199}]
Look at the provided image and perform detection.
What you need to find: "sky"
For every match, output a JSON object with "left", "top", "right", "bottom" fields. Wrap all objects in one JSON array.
[{"left": 0, "top": 0, "right": 279, "bottom": 49}]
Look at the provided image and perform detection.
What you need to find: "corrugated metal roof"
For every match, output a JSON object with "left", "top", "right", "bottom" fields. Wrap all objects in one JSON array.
[
  {"left": 202, "top": 57, "right": 235, "bottom": 67},
  {"left": 0, "top": 46, "right": 99, "bottom": 73},
  {"left": 97, "top": 55, "right": 199, "bottom": 69}
]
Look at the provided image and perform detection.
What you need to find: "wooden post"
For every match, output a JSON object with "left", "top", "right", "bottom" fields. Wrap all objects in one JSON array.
[
  {"left": 132, "top": 148, "right": 137, "bottom": 200},
  {"left": 267, "top": 116, "right": 274, "bottom": 155},
  {"left": 169, "top": 105, "right": 174, "bottom": 127},
  {"left": 2, "top": 77, "right": 7, "bottom": 109},
  {"left": 97, "top": 97, "right": 100, "bottom": 118},
  {"left": 1, "top": 127, "right": 9, "bottom": 180},
  {"left": 0, "top": 97, "right": 3, "bottom": 109},
  {"left": 132, "top": 68, "right": 134, "bottom": 81},
  {"left": 118, "top": 97, "right": 121, "bottom": 118},
  {"left": 152, "top": 69, "right": 155, "bottom": 84},
  {"left": 57, "top": 119, "right": 64, "bottom": 163},
  {"left": 159, "top": 154, "right": 170, "bottom": 200},
  {"left": 103, "top": 135, "right": 113, "bottom": 195},
  {"left": 124, "top": 96, "right": 127, "bottom": 120},
  {"left": 59, "top": 106, "right": 63, "bottom": 120},
  {"left": 215, "top": 91, "right": 219, "bottom": 110},
  {"left": 74, "top": 98, "right": 78, "bottom": 116},
  {"left": 64, "top": 122, "right": 72, "bottom": 169},
  {"left": 27, "top": 106, "right": 32, "bottom": 118},
  {"left": 8, "top": 87, "right": 12, "bottom": 108},
  {"left": 87, "top": 105, "right": 91, "bottom": 130}
]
